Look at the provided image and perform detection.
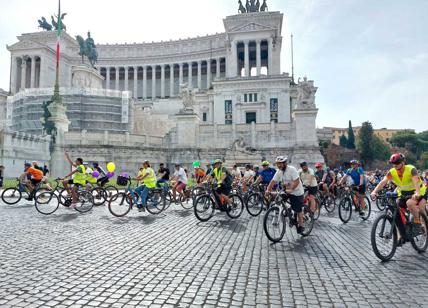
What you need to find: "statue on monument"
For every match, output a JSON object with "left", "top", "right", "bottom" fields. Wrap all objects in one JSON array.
[
  {"left": 180, "top": 83, "right": 196, "bottom": 112},
  {"left": 260, "top": 0, "right": 268, "bottom": 12},
  {"left": 51, "top": 13, "right": 67, "bottom": 31},
  {"left": 76, "top": 31, "right": 99, "bottom": 68},
  {"left": 38, "top": 17, "right": 53, "bottom": 31},
  {"left": 239, "top": 0, "right": 267, "bottom": 13},
  {"left": 238, "top": 0, "right": 246, "bottom": 13}
]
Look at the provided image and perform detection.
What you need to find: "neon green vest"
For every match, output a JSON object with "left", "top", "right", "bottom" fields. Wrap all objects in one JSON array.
[
  {"left": 143, "top": 168, "right": 156, "bottom": 188},
  {"left": 86, "top": 167, "right": 97, "bottom": 184},
  {"left": 214, "top": 167, "right": 223, "bottom": 183},
  {"left": 390, "top": 164, "right": 426, "bottom": 196},
  {"left": 73, "top": 165, "right": 86, "bottom": 185}
]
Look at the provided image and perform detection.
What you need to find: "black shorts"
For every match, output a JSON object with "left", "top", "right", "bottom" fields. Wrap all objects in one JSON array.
[
  {"left": 398, "top": 191, "right": 428, "bottom": 207},
  {"left": 30, "top": 179, "right": 42, "bottom": 186},
  {"left": 216, "top": 185, "right": 231, "bottom": 196},
  {"left": 307, "top": 186, "right": 317, "bottom": 196},
  {"left": 97, "top": 176, "right": 109, "bottom": 186},
  {"left": 67, "top": 179, "right": 84, "bottom": 187},
  {"left": 356, "top": 185, "right": 366, "bottom": 194},
  {"left": 289, "top": 194, "right": 304, "bottom": 213}
]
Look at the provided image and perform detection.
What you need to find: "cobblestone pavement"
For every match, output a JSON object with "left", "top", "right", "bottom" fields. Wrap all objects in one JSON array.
[{"left": 0, "top": 199, "right": 427, "bottom": 308}]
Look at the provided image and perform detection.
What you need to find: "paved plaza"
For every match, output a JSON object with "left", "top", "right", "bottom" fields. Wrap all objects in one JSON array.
[{"left": 0, "top": 201, "right": 427, "bottom": 308}]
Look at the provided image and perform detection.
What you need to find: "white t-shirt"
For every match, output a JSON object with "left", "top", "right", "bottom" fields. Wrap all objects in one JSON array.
[
  {"left": 273, "top": 165, "right": 304, "bottom": 196},
  {"left": 231, "top": 169, "right": 241, "bottom": 179},
  {"left": 298, "top": 168, "right": 318, "bottom": 187},
  {"left": 174, "top": 167, "right": 188, "bottom": 185},
  {"left": 243, "top": 170, "right": 255, "bottom": 178}
]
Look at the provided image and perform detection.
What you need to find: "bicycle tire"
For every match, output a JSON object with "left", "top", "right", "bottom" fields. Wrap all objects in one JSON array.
[
  {"left": 410, "top": 213, "right": 428, "bottom": 253},
  {"left": 301, "top": 205, "right": 314, "bottom": 237},
  {"left": 108, "top": 193, "right": 132, "bottom": 217},
  {"left": 91, "top": 187, "right": 107, "bottom": 206},
  {"left": 194, "top": 194, "right": 215, "bottom": 222},
  {"left": 324, "top": 195, "right": 336, "bottom": 213},
  {"left": 146, "top": 190, "right": 165, "bottom": 215},
  {"left": 35, "top": 191, "right": 59, "bottom": 215},
  {"left": 338, "top": 197, "right": 352, "bottom": 223},
  {"left": 263, "top": 205, "right": 286, "bottom": 243},
  {"left": 226, "top": 194, "right": 244, "bottom": 219},
  {"left": 371, "top": 213, "right": 397, "bottom": 261},
  {"left": 74, "top": 191, "right": 94, "bottom": 213},
  {"left": 104, "top": 185, "right": 119, "bottom": 199},
  {"left": 1, "top": 188, "right": 22, "bottom": 205},
  {"left": 246, "top": 192, "right": 263, "bottom": 217},
  {"left": 180, "top": 193, "right": 193, "bottom": 209},
  {"left": 359, "top": 197, "right": 371, "bottom": 221},
  {"left": 313, "top": 198, "right": 321, "bottom": 221}
]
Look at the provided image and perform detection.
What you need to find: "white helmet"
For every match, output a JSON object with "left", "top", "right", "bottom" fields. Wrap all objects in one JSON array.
[{"left": 275, "top": 156, "right": 288, "bottom": 163}]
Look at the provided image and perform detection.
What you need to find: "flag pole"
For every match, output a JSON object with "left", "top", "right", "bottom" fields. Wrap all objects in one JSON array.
[{"left": 53, "top": 0, "right": 62, "bottom": 104}]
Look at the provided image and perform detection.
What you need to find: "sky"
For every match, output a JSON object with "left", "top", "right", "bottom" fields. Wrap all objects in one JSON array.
[{"left": 0, "top": 0, "right": 427, "bottom": 132}]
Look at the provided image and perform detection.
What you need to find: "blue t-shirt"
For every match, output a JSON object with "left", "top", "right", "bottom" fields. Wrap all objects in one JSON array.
[
  {"left": 346, "top": 167, "right": 366, "bottom": 186},
  {"left": 259, "top": 167, "right": 276, "bottom": 184}
]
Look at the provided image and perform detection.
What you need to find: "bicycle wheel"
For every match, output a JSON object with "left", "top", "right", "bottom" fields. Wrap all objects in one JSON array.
[
  {"left": 371, "top": 213, "right": 397, "bottom": 261},
  {"left": 376, "top": 196, "right": 386, "bottom": 211},
  {"left": 325, "top": 195, "right": 336, "bottom": 213},
  {"left": 263, "top": 205, "right": 286, "bottom": 243},
  {"left": 194, "top": 194, "right": 215, "bottom": 222},
  {"left": 301, "top": 205, "right": 315, "bottom": 237},
  {"left": 312, "top": 198, "right": 321, "bottom": 221},
  {"left": 104, "top": 185, "right": 119, "bottom": 199},
  {"left": 108, "top": 193, "right": 132, "bottom": 217},
  {"left": 180, "top": 192, "right": 193, "bottom": 209},
  {"left": 146, "top": 190, "right": 165, "bottom": 215},
  {"left": 35, "top": 191, "right": 59, "bottom": 215},
  {"left": 91, "top": 187, "right": 107, "bottom": 206},
  {"left": 74, "top": 191, "right": 94, "bottom": 213},
  {"left": 226, "top": 194, "right": 244, "bottom": 219},
  {"left": 1, "top": 188, "right": 22, "bottom": 205},
  {"left": 410, "top": 214, "right": 428, "bottom": 253},
  {"left": 359, "top": 197, "right": 372, "bottom": 221},
  {"left": 246, "top": 192, "right": 263, "bottom": 217},
  {"left": 338, "top": 197, "right": 352, "bottom": 223},
  {"left": 59, "top": 188, "right": 70, "bottom": 206}
]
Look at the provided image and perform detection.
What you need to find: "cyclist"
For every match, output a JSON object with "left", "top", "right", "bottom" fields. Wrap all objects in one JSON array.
[
  {"left": 92, "top": 162, "right": 108, "bottom": 187},
  {"left": 266, "top": 156, "right": 306, "bottom": 234},
  {"left": 241, "top": 164, "right": 255, "bottom": 193},
  {"left": 231, "top": 165, "right": 242, "bottom": 185},
  {"left": 315, "top": 162, "right": 336, "bottom": 197},
  {"left": 172, "top": 163, "right": 188, "bottom": 202},
  {"left": 338, "top": 159, "right": 366, "bottom": 216},
  {"left": 371, "top": 153, "right": 427, "bottom": 236},
  {"left": 210, "top": 159, "right": 233, "bottom": 209},
  {"left": 23, "top": 162, "right": 44, "bottom": 201},
  {"left": 135, "top": 160, "right": 157, "bottom": 211},
  {"left": 255, "top": 161, "right": 276, "bottom": 187},
  {"left": 193, "top": 161, "right": 206, "bottom": 185},
  {"left": 85, "top": 165, "right": 98, "bottom": 190},
  {"left": 298, "top": 161, "right": 318, "bottom": 214},
  {"left": 62, "top": 153, "right": 86, "bottom": 207},
  {"left": 157, "top": 163, "right": 170, "bottom": 185}
]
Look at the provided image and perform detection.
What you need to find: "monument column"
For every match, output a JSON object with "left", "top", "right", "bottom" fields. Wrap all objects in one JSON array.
[
  {"left": 20, "top": 57, "right": 27, "bottom": 90},
  {"left": 10, "top": 57, "right": 18, "bottom": 94},
  {"left": 133, "top": 66, "right": 138, "bottom": 98},
  {"left": 216, "top": 58, "right": 221, "bottom": 79},
  {"left": 256, "top": 39, "right": 261, "bottom": 76},
  {"left": 268, "top": 38, "right": 273, "bottom": 75},
  {"left": 206, "top": 60, "right": 211, "bottom": 89},
  {"left": 179, "top": 63, "right": 184, "bottom": 92},
  {"left": 124, "top": 67, "right": 129, "bottom": 91},
  {"left": 170, "top": 64, "right": 174, "bottom": 97},
  {"left": 231, "top": 40, "right": 238, "bottom": 77},
  {"left": 115, "top": 67, "right": 120, "bottom": 90},
  {"left": 197, "top": 61, "right": 202, "bottom": 89},
  {"left": 244, "top": 40, "right": 250, "bottom": 77},
  {"left": 106, "top": 67, "right": 110, "bottom": 90},
  {"left": 160, "top": 64, "right": 165, "bottom": 98},
  {"left": 142, "top": 66, "right": 147, "bottom": 99},
  {"left": 30, "top": 56, "right": 36, "bottom": 88},
  {"left": 188, "top": 62, "right": 193, "bottom": 89},
  {"left": 152, "top": 65, "right": 156, "bottom": 99}
]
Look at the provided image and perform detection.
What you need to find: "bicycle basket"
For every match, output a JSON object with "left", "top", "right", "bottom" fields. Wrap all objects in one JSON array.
[{"left": 116, "top": 176, "right": 129, "bottom": 186}]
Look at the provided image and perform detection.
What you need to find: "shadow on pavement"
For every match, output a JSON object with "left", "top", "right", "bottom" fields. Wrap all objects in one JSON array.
[
  {"left": 169, "top": 209, "right": 192, "bottom": 218},
  {"left": 3, "top": 203, "right": 34, "bottom": 209},
  {"left": 197, "top": 217, "right": 248, "bottom": 233}
]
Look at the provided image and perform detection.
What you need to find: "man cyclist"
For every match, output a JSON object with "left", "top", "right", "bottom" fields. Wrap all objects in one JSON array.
[
  {"left": 241, "top": 164, "right": 255, "bottom": 193},
  {"left": 172, "top": 163, "right": 188, "bottom": 202},
  {"left": 62, "top": 152, "right": 86, "bottom": 207},
  {"left": 315, "top": 162, "right": 336, "bottom": 197},
  {"left": 298, "top": 161, "right": 318, "bottom": 214},
  {"left": 210, "top": 159, "right": 233, "bottom": 209},
  {"left": 255, "top": 161, "right": 276, "bottom": 187},
  {"left": 23, "top": 162, "right": 44, "bottom": 201},
  {"left": 92, "top": 162, "right": 108, "bottom": 187},
  {"left": 193, "top": 161, "right": 206, "bottom": 185},
  {"left": 371, "top": 153, "right": 427, "bottom": 237},
  {"left": 339, "top": 159, "right": 367, "bottom": 216},
  {"left": 231, "top": 165, "right": 242, "bottom": 185},
  {"left": 157, "top": 163, "right": 170, "bottom": 185},
  {"left": 135, "top": 160, "right": 157, "bottom": 211},
  {"left": 266, "top": 156, "right": 306, "bottom": 234}
]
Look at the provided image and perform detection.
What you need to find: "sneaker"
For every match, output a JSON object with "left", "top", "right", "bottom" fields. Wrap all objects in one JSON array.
[
  {"left": 137, "top": 204, "right": 145, "bottom": 212},
  {"left": 297, "top": 226, "right": 305, "bottom": 235}
]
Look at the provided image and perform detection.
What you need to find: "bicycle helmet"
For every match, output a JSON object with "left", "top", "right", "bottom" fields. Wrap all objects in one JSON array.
[
  {"left": 350, "top": 159, "right": 359, "bottom": 165},
  {"left": 24, "top": 162, "right": 31, "bottom": 168},
  {"left": 300, "top": 161, "right": 308, "bottom": 167},
  {"left": 390, "top": 153, "right": 405, "bottom": 165},
  {"left": 214, "top": 159, "right": 223, "bottom": 164},
  {"left": 192, "top": 161, "right": 201, "bottom": 168},
  {"left": 275, "top": 156, "right": 288, "bottom": 163},
  {"left": 315, "top": 162, "right": 322, "bottom": 168},
  {"left": 261, "top": 161, "right": 270, "bottom": 167}
]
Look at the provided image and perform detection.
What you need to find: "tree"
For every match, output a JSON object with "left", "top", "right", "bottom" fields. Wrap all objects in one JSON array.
[
  {"left": 358, "top": 122, "right": 374, "bottom": 165},
  {"left": 420, "top": 151, "right": 428, "bottom": 170},
  {"left": 390, "top": 131, "right": 428, "bottom": 160},
  {"left": 372, "top": 135, "right": 391, "bottom": 161},
  {"left": 339, "top": 135, "right": 348, "bottom": 147},
  {"left": 347, "top": 120, "right": 356, "bottom": 149}
]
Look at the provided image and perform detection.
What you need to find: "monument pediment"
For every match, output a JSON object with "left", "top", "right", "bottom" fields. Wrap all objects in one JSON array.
[
  {"left": 229, "top": 22, "right": 276, "bottom": 33},
  {"left": 7, "top": 40, "right": 45, "bottom": 51}
]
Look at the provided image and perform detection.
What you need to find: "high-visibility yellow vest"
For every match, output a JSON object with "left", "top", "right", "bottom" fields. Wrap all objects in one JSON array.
[
  {"left": 142, "top": 168, "right": 156, "bottom": 188},
  {"left": 73, "top": 164, "right": 87, "bottom": 186},
  {"left": 213, "top": 167, "right": 223, "bottom": 183},
  {"left": 390, "top": 164, "right": 426, "bottom": 196},
  {"left": 86, "top": 167, "right": 97, "bottom": 184}
]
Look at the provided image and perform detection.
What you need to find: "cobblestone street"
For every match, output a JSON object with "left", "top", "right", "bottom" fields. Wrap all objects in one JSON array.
[{"left": 0, "top": 201, "right": 427, "bottom": 307}]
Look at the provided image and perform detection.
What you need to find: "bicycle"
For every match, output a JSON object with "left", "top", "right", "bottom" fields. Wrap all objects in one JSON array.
[
  {"left": 263, "top": 190, "right": 315, "bottom": 243},
  {"left": 108, "top": 177, "right": 165, "bottom": 217},
  {"left": 338, "top": 185, "right": 371, "bottom": 223},
  {"left": 193, "top": 183, "right": 244, "bottom": 222},
  {"left": 34, "top": 183, "right": 94, "bottom": 215},
  {"left": 1, "top": 178, "right": 43, "bottom": 205},
  {"left": 371, "top": 192, "right": 428, "bottom": 261},
  {"left": 315, "top": 185, "right": 336, "bottom": 214},
  {"left": 245, "top": 183, "right": 272, "bottom": 217}
]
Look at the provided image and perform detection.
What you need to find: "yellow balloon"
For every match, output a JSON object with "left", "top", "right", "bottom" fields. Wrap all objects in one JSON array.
[{"left": 107, "top": 162, "right": 116, "bottom": 173}]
